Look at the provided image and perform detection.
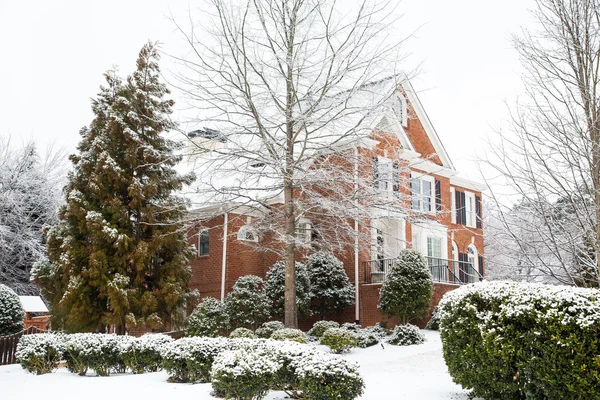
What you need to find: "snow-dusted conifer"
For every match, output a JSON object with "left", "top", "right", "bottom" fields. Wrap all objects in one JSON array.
[
  {"left": 187, "top": 297, "right": 229, "bottom": 337},
  {"left": 265, "top": 261, "right": 312, "bottom": 319},
  {"left": 378, "top": 249, "right": 433, "bottom": 324},
  {"left": 224, "top": 275, "right": 270, "bottom": 330},
  {"left": 0, "top": 284, "right": 25, "bottom": 335},
  {"left": 40, "top": 42, "right": 194, "bottom": 333},
  {"left": 306, "top": 252, "right": 354, "bottom": 319}
]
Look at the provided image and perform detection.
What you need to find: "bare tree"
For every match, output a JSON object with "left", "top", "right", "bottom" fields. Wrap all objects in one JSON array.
[
  {"left": 171, "top": 0, "right": 410, "bottom": 327},
  {"left": 485, "top": 0, "right": 600, "bottom": 286},
  {"left": 0, "top": 138, "right": 65, "bottom": 294}
]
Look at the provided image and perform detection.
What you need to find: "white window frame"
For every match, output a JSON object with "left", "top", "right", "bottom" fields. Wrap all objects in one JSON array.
[
  {"left": 296, "top": 222, "right": 312, "bottom": 243},
  {"left": 426, "top": 236, "right": 442, "bottom": 259},
  {"left": 465, "top": 192, "right": 476, "bottom": 228},
  {"left": 376, "top": 158, "right": 393, "bottom": 197},
  {"left": 411, "top": 173, "right": 435, "bottom": 214},
  {"left": 198, "top": 230, "right": 209, "bottom": 256},
  {"left": 467, "top": 245, "right": 479, "bottom": 283},
  {"left": 450, "top": 187, "right": 456, "bottom": 224},
  {"left": 237, "top": 225, "right": 258, "bottom": 242}
]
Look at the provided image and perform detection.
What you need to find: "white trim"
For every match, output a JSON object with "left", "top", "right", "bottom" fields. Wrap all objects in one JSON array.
[
  {"left": 237, "top": 225, "right": 258, "bottom": 242},
  {"left": 408, "top": 159, "right": 458, "bottom": 178},
  {"left": 465, "top": 192, "right": 476, "bottom": 228},
  {"left": 220, "top": 213, "right": 228, "bottom": 301},
  {"left": 354, "top": 146, "right": 360, "bottom": 324},
  {"left": 450, "top": 176, "right": 487, "bottom": 192},
  {"left": 450, "top": 187, "right": 456, "bottom": 224},
  {"left": 410, "top": 172, "right": 435, "bottom": 214}
]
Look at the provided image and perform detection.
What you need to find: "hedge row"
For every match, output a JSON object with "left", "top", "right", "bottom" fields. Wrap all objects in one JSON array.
[{"left": 438, "top": 281, "right": 600, "bottom": 400}]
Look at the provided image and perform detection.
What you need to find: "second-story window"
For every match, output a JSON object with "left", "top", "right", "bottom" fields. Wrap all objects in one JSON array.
[
  {"left": 198, "top": 230, "right": 209, "bottom": 256},
  {"left": 373, "top": 158, "right": 400, "bottom": 198},
  {"left": 411, "top": 173, "right": 434, "bottom": 213}
]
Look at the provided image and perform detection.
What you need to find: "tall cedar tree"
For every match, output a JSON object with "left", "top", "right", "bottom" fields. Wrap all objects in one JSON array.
[{"left": 42, "top": 42, "right": 194, "bottom": 333}]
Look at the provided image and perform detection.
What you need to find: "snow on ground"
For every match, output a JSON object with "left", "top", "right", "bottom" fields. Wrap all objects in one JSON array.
[{"left": 0, "top": 330, "right": 471, "bottom": 400}]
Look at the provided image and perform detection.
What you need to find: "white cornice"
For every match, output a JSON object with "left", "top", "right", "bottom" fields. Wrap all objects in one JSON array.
[
  {"left": 409, "top": 158, "right": 458, "bottom": 178},
  {"left": 450, "top": 176, "right": 487, "bottom": 192}
]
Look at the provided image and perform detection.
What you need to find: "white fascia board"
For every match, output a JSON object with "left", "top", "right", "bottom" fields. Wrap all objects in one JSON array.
[
  {"left": 397, "top": 149, "right": 421, "bottom": 160},
  {"left": 409, "top": 158, "right": 458, "bottom": 178},
  {"left": 450, "top": 176, "right": 487, "bottom": 192},
  {"left": 189, "top": 202, "right": 268, "bottom": 218},
  {"left": 402, "top": 81, "right": 456, "bottom": 170}
]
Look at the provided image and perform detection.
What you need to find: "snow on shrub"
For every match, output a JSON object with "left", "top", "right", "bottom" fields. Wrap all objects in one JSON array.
[
  {"left": 16, "top": 333, "right": 65, "bottom": 375},
  {"left": 270, "top": 328, "right": 306, "bottom": 343},
  {"left": 265, "top": 261, "right": 312, "bottom": 318},
  {"left": 269, "top": 341, "right": 316, "bottom": 397},
  {"left": 186, "top": 297, "right": 229, "bottom": 337},
  {"left": 292, "top": 351, "right": 364, "bottom": 400},
  {"left": 438, "top": 281, "right": 600, "bottom": 400},
  {"left": 425, "top": 306, "right": 440, "bottom": 330},
  {"left": 354, "top": 329, "right": 380, "bottom": 348},
  {"left": 378, "top": 249, "right": 433, "bottom": 324},
  {"left": 120, "top": 333, "right": 173, "bottom": 374},
  {"left": 255, "top": 320, "right": 285, "bottom": 338},
  {"left": 0, "top": 284, "right": 25, "bottom": 335},
  {"left": 308, "top": 320, "right": 339, "bottom": 337},
  {"left": 320, "top": 327, "right": 358, "bottom": 353},
  {"left": 225, "top": 275, "right": 270, "bottom": 330},
  {"left": 306, "top": 252, "right": 354, "bottom": 319},
  {"left": 160, "top": 336, "right": 228, "bottom": 383},
  {"left": 63, "top": 333, "right": 128, "bottom": 376},
  {"left": 387, "top": 324, "right": 425, "bottom": 346},
  {"left": 341, "top": 322, "right": 361, "bottom": 332},
  {"left": 211, "top": 349, "right": 280, "bottom": 400},
  {"left": 229, "top": 327, "right": 256, "bottom": 339}
]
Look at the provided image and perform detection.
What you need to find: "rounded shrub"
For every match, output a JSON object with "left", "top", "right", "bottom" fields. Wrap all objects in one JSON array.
[
  {"left": 270, "top": 341, "right": 316, "bottom": 397},
  {"left": 229, "top": 327, "right": 256, "bottom": 339},
  {"left": 308, "top": 320, "right": 339, "bottom": 338},
  {"left": 292, "top": 351, "right": 364, "bottom": 400},
  {"left": 270, "top": 328, "right": 306, "bottom": 343},
  {"left": 64, "top": 333, "right": 125, "bottom": 376},
  {"left": 187, "top": 297, "right": 229, "bottom": 337},
  {"left": 320, "top": 327, "right": 358, "bottom": 353},
  {"left": 265, "top": 261, "right": 312, "bottom": 318},
  {"left": 225, "top": 275, "right": 270, "bottom": 330},
  {"left": 425, "top": 307, "right": 440, "bottom": 330},
  {"left": 120, "top": 333, "right": 173, "bottom": 374},
  {"left": 211, "top": 349, "right": 280, "bottom": 400},
  {"left": 306, "top": 252, "right": 354, "bottom": 319},
  {"left": 160, "top": 336, "right": 228, "bottom": 383},
  {"left": 255, "top": 320, "right": 285, "bottom": 338},
  {"left": 16, "top": 333, "right": 65, "bottom": 375},
  {"left": 355, "top": 329, "right": 380, "bottom": 348},
  {"left": 387, "top": 324, "right": 425, "bottom": 346},
  {"left": 0, "top": 284, "right": 25, "bottom": 335},
  {"left": 378, "top": 249, "right": 433, "bottom": 324},
  {"left": 438, "top": 281, "right": 600, "bottom": 400},
  {"left": 341, "top": 322, "right": 361, "bottom": 332}
]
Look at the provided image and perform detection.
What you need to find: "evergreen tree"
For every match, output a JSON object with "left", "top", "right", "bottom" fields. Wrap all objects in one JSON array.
[
  {"left": 306, "top": 252, "right": 354, "bottom": 319},
  {"left": 224, "top": 275, "right": 270, "bottom": 330},
  {"left": 265, "top": 261, "right": 312, "bottom": 319},
  {"left": 38, "top": 42, "right": 194, "bottom": 333}
]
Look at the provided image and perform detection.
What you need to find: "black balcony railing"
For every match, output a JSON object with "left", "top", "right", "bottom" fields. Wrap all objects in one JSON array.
[{"left": 362, "top": 256, "right": 483, "bottom": 285}]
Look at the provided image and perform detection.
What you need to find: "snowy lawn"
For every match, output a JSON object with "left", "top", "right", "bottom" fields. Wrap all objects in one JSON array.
[{"left": 0, "top": 330, "right": 472, "bottom": 400}]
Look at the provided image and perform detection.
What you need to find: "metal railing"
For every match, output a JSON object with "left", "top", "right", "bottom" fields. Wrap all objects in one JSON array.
[{"left": 363, "top": 256, "right": 483, "bottom": 285}]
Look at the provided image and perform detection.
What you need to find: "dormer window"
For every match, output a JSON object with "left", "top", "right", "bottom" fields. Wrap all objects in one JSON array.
[
  {"left": 393, "top": 94, "right": 408, "bottom": 127},
  {"left": 237, "top": 225, "right": 258, "bottom": 242}
]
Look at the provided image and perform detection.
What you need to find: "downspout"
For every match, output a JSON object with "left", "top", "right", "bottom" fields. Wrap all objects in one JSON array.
[
  {"left": 220, "top": 212, "right": 228, "bottom": 302},
  {"left": 354, "top": 146, "right": 360, "bottom": 324}
]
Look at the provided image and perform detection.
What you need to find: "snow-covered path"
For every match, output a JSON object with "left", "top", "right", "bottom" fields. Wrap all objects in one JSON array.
[{"left": 0, "top": 330, "right": 471, "bottom": 400}]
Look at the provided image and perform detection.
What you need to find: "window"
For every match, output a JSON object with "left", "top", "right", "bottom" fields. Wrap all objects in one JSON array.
[
  {"left": 467, "top": 245, "right": 479, "bottom": 283},
  {"left": 454, "top": 189, "right": 481, "bottom": 228},
  {"left": 465, "top": 192, "right": 476, "bottom": 228},
  {"left": 237, "top": 225, "right": 258, "bottom": 242},
  {"left": 296, "top": 222, "right": 312, "bottom": 243},
  {"left": 411, "top": 173, "right": 434, "bottom": 213},
  {"left": 427, "top": 237, "right": 442, "bottom": 259},
  {"left": 373, "top": 158, "right": 400, "bottom": 198},
  {"left": 198, "top": 230, "right": 209, "bottom": 256}
]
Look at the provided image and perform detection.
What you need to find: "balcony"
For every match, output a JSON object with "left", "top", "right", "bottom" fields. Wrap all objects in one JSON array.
[{"left": 363, "top": 257, "right": 484, "bottom": 285}]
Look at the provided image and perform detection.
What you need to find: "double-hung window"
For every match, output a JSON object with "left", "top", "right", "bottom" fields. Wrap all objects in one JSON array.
[
  {"left": 198, "top": 230, "right": 209, "bottom": 256},
  {"left": 411, "top": 173, "right": 435, "bottom": 213}
]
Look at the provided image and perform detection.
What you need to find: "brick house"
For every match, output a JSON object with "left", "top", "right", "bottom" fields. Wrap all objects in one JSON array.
[{"left": 185, "top": 78, "right": 485, "bottom": 327}]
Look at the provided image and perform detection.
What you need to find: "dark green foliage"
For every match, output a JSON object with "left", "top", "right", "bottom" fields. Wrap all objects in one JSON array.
[
  {"left": 270, "top": 328, "right": 306, "bottom": 343},
  {"left": 306, "top": 252, "right": 354, "bottom": 319},
  {"left": 255, "top": 321, "right": 285, "bottom": 338},
  {"left": 294, "top": 353, "right": 364, "bottom": 400},
  {"left": 225, "top": 275, "right": 270, "bottom": 330},
  {"left": 308, "top": 320, "right": 339, "bottom": 337},
  {"left": 320, "top": 327, "right": 358, "bottom": 353},
  {"left": 0, "top": 284, "right": 25, "bottom": 335},
  {"left": 229, "top": 327, "right": 256, "bottom": 339},
  {"left": 39, "top": 42, "right": 194, "bottom": 333},
  {"left": 439, "top": 281, "right": 600, "bottom": 400},
  {"left": 187, "top": 297, "right": 229, "bottom": 337},
  {"left": 378, "top": 249, "right": 433, "bottom": 324},
  {"left": 265, "top": 261, "right": 312, "bottom": 318},
  {"left": 16, "top": 334, "right": 65, "bottom": 375},
  {"left": 387, "top": 324, "right": 425, "bottom": 346}
]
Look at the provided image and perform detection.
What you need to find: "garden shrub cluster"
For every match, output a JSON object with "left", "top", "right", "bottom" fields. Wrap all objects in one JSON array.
[
  {"left": 308, "top": 320, "right": 339, "bottom": 337},
  {"left": 63, "top": 333, "right": 128, "bottom": 376},
  {"left": 160, "top": 336, "right": 228, "bottom": 383},
  {"left": 0, "top": 284, "right": 25, "bottom": 336},
  {"left": 186, "top": 297, "right": 229, "bottom": 337},
  {"left": 16, "top": 333, "right": 65, "bottom": 375},
  {"left": 255, "top": 320, "right": 285, "bottom": 338},
  {"left": 320, "top": 327, "right": 358, "bottom": 353},
  {"left": 229, "top": 327, "right": 256, "bottom": 339},
  {"left": 438, "top": 281, "right": 600, "bottom": 399},
  {"left": 120, "top": 333, "right": 173, "bottom": 374},
  {"left": 386, "top": 324, "right": 425, "bottom": 346}
]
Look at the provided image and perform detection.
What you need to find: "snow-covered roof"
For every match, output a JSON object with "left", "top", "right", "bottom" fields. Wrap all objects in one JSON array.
[{"left": 18, "top": 296, "right": 48, "bottom": 313}]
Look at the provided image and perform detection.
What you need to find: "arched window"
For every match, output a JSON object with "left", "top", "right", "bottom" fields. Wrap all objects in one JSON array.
[
  {"left": 237, "top": 225, "right": 258, "bottom": 242},
  {"left": 467, "top": 245, "right": 479, "bottom": 283}
]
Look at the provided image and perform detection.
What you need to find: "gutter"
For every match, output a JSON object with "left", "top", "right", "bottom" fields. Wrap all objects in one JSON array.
[{"left": 220, "top": 212, "right": 228, "bottom": 302}]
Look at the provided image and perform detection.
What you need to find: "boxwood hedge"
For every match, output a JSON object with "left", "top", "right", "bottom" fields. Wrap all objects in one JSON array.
[{"left": 438, "top": 281, "right": 600, "bottom": 400}]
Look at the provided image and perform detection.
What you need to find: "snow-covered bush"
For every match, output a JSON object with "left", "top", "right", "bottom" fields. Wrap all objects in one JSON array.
[
  {"left": 306, "top": 252, "right": 354, "bottom": 319},
  {"left": 354, "top": 329, "right": 380, "bottom": 348},
  {"left": 120, "top": 333, "right": 173, "bottom": 374},
  {"left": 292, "top": 351, "right": 364, "bottom": 400},
  {"left": 425, "top": 307, "right": 440, "bottom": 330},
  {"left": 225, "top": 275, "right": 270, "bottom": 330},
  {"left": 255, "top": 320, "right": 285, "bottom": 338},
  {"left": 378, "top": 249, "right": 433, "bottom": 324},
  {"left": 341, "top": 322, "right": 361, "bottom": 332},
  {"left": 186, "top": 297, "right": 229, "bottom": 337},
  {"left": 439, "top": 281, "right": 600, "bottom": 399},
  {"left": 270, "top": 328, "right": 306, "bottom": 343},
  {"left": 161, "top": 336, "right": 228, "bottom": 383},
  {"left": 265, "top": 261, "right": 312, "bottom": 318},
  {"left": 63, "top": 333, "right": 126, "bottom": 376},
  {"left": 16, "top": 333, "right": 65, "bottom": 375},
  {"left": 0, "top": 284, "right": 25, "bottom": 335},
  {"left": 270, "top": 341, "right": 315, "bottom": 397},
  {"left": 320, "top": 327, "right": 358, "bottom": 353},
  {"left": 308, "top": 320, "right": 339, "bottom": 338},
  {"left": 229, "top": 327, "right": 256, "bottom": 339},
  {"left": 211, "top": 349, "right": 280, "bottom": 400},
  {"left": 387, "top": 324, "right": 425, "bottom": 346}
]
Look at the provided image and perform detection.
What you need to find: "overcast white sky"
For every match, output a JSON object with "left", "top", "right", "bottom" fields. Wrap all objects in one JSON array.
[{"left": 0, "top": 0, "right": 534, "bottom": 182}]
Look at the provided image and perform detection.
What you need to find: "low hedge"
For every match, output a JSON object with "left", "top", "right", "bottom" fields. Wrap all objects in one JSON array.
[
  {"left": 308, "top": 320, "right": 339, "bottom": 338},
  {"left": 16, "top": 333, "right": 65, "bottom": 375},
  {"left": 320, "top": 328, "right": 357, "bottom": 353},
  {"left": 270, "top": 328, "right": 306, "bottom": 343},
  {"left": 438, "top": 281, "right": 600, "bottom": 400}
]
